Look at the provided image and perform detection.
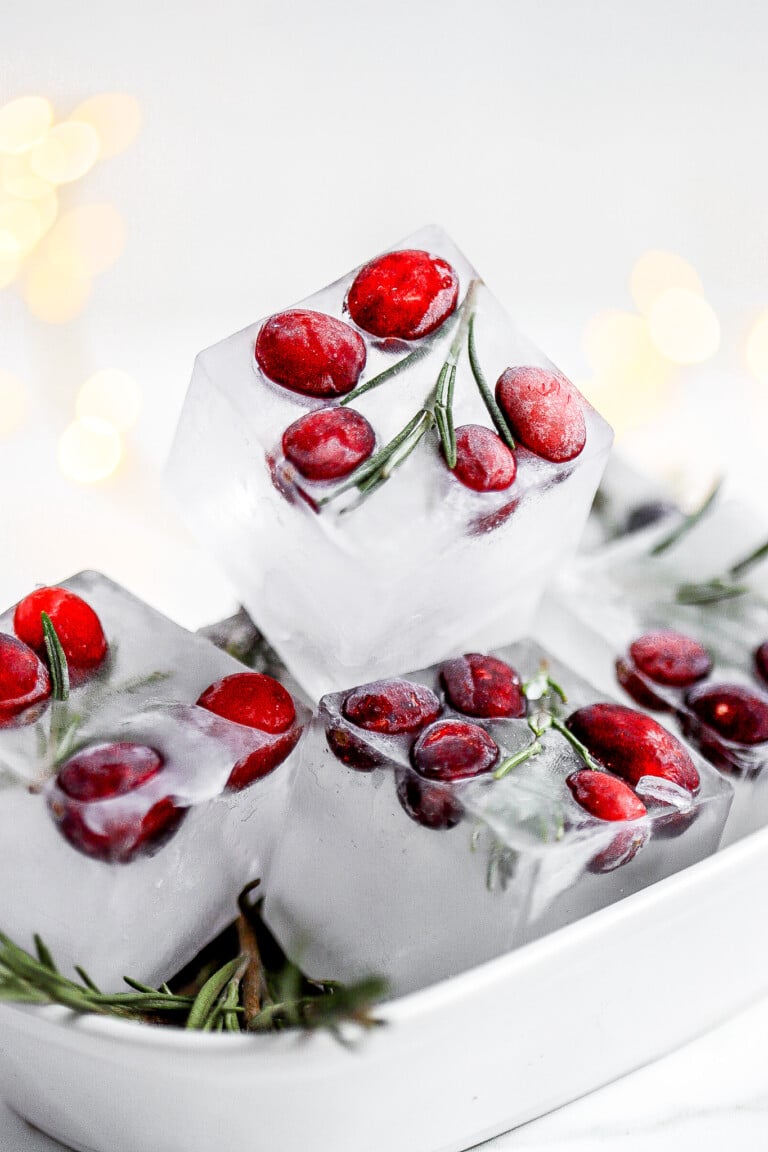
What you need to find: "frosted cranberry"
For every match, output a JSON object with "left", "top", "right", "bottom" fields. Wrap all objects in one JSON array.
[
  {"left": 615, "top": 657, "right": 670, "bottom": 711},
  {"left": 282, "top": 407, "right": 375, "bottom": 481},
  {"left": 470, "top": 497, "right": 520, "bottom": 536},
  {"left": 412, "top": 719, "right": 499, "bottom": 782},
  {"left": 629, "top": 631, "right": 711, "bottom": 687},
  {"left": 450, "top": 425, "right": 517, "bottom": 492},
  {"left": 197, "top": 672, "right": 299, "bottom": 789},
  {"left": 346, "top": 249, "right": 459, "bottom": 340},
  {"left": 755, "top": 642, "right": 768, "bottom": 687},
  {"left": 567, "top": 769, "right": 647, "bottom": 822},
  {"left": 342, "top": 679, "right": 441, "bottom": 735},
  {"left": 685, "top": 683, "right": 768, "bottom": 746},
  {"left": 14, "top": 587, "right": 107, "bottom": 671},
  {"left": 495, "top": 366, "right": 586, "bottom": 463},
  {"left": 0, "top": 634, "right": 51, "bottom": 719},
  {"left": 58, "top": 742, "right": 163, "bottom": 801},
  {"left": 255, "top": 310, "right": 366, "bottom": 398},
  {"left": 440, "top": 653, "right": 525, "bottom": 719},
  {"left": 566, "top": 703, "right": 700, "bottom": 793},
  {"left": 325, "top": 723, "right": 384, "bottom": 772},
  {"left": 396, "top": 768, "right": 463, "bottom": 831}
]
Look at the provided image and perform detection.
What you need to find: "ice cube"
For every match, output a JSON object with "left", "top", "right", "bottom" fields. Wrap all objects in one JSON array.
[
  {"left": 0, "top": 573, "right": 309, "bottom": 990},
  {"left": 167, "top": 226, "right": 613, "bottom": 699},
  {"left": 263, "top": 641, "right": 730, "bottom": 997}
]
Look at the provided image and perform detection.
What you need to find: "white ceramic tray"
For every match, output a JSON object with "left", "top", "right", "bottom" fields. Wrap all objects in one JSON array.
[{"left": 1, "top": 824, "right": 768, "bottom": 1152}]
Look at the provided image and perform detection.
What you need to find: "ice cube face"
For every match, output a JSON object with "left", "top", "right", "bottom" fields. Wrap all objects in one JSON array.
[
  {"left": 0, "top": 573, "right": 309, "bottom": 990},
  {"left": 263, "top": 640, "right": 730, "bottom": 998},
  {"left": 544, "top": 500, "right": 768, "bottom": 845},
  {"left": 167, "top": 226, "right": 613, "bottom": 699}
]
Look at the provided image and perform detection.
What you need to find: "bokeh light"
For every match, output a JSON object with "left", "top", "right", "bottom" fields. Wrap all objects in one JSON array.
[
  {"left": 0, "top": 370, "right": 27, "bottom": 436},
  {"left": 58, "top": 416, "right": 123, "bottom": 484},
  {"left": 76, "top": 370, "right": 142, "bottom": 430},
  {"left": 0, "top": 97, "right": 53, "bottom": 155},
  {"left": 0, "top": 230, "right": 21, "bottom": 289},
  {"left": 583, "top": 309, "right": 672, "bottom": 386},
  {"left": 1, "top": 152, "right": 53, "bottom": 201},
  {"left": 29, "top": 122, "right": 100, "bottom": 185},
  {"left": 71, "top": 94, "right": 141, "bottom": 159},
  {"left": 22, "top": 253, "right": 91, "bottom": 322},
  {"left": 630, "top": 250, "right": 703, "bottom": 314},
  {"left": 0, "top": 199, "right": 43, "bottom": 254},
  {"left": 647, "top": 288, "right": 721, "bottom": 364},
  {"left": 746, "top": 310, "right": 768, "bottom": 387},
  {"left": 42, "top": 204, "right": 124, "bottom": 277}
]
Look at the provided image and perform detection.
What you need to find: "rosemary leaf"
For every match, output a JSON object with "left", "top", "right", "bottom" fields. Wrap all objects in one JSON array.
[
  {"left": 41, "top": 612, "right": 70, "bottom": 702},
  {"left": 650, "top": 476, "right": 722, "bottom": 556},
  {"left": 186, "top": 957, "right": 245, "bottom": 1031},
  {"left": 467, "top": 313, "right": 516, "bottom": 451},
  {"left": 34, "top": 933, "right": 58, "bottom": 973}
]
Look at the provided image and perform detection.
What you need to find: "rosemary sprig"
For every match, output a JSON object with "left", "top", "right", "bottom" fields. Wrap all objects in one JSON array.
[
  {"left": 676, "top": 534, "right": 768, "bottom": 605},
  {"left": 317, "top": 408, "right": 434, "bottom": 509},
  {"left": 41, "top": 612, "right": 69, "bottom": 702},
  {"left": 467, "top": 312, "right": 516, "bottom": 451},
  {"left": 650, "top": 476, "right": 722, "bottom": 556},
  {"left": 493, "top": 740, "right": 543, "bottom": 780}
]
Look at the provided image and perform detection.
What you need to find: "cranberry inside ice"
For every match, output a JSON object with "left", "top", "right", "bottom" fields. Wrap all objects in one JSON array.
[
  {"left": 450, "top": 425, "right": 517, "bottom": 492},
  {"left": 342, "top": 679, "right": 441, "bottom": 735},
  {"left": 197, "top": 672, "right": 299, "bottom": 789},
  {"left": 440, "top": 652, "right": 525, "bottom": 719},
  {"left": 14, "top": 586, "right": 108, "bottom": 671},
  {"left": 0, "top": 633, "right": 51, "bottom": 719},
  {"left": 685, "top": 683, "right": 768, "bottom": 746},
  {"left": 411, "top": 718, "right": 499, "bottom": 782},
  {"left": 282, "top": 407, "right": 375, "bottom": 482},
  {"left": 346, "top": 249, "right": 459, "bottom": 341},
  {"left": 58, "top": 741, "right": 164, "bottom": 802},
  {"left": 755, "top": 642, "right": 768, "bottom": 687},
  {"left": 567, "top": 769, "right": 647, "bottom": 822},
  {"left": 629, "top": 631, "right": 712, "bottom": 687},
  {"left": 255, "top": 309, "right": 366, "bottom": 398},
  {"left": 395, "top": 768, "right": 464, "bottom": 831},
  {"left": 615, "top": 657, "right": 670, "bottom": 711},
  {"left": 495, "top": 366, "right": 586, "bottom": 463}
]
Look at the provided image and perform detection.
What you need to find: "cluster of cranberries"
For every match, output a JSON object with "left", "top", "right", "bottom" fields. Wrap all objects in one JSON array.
[
  {"left": 254, "top": 248, "right": 587, "bottom": 503},
  {"left": 616, "top": 628, "right": 768, "bottom": 774},
  {"left": 1, "top": 585, "right": 300, "bottom": 864}
]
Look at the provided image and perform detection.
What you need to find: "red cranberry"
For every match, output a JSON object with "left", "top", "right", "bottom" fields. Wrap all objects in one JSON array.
[
  {"left": 589, "top": 825, "right": 649, "bottom": 874},
  {"left": 440, "top": 653, "right": 525, "bottom": 719},
  {"left": 411, "top": 719, "right": 499, "bottom": 782},
  {"left": 0, "top": 633, "right": 51, "bottom": 719},
  {"left": 565, "top": 703, "right": 700, "bottom": 793},
  {"left": 342, "top": 679, "right": 441, "bottom": 735},
  {"left": 282, "top": 407, "right": 375, "bottom": 481},
  {"left": 58, "top": 742, "right": 163, "bottom": 801},
  {"left": 615, "top": 657, "right": 670, "bottom": 711},
  {"left": 450, "top": 425, "right": 517, "bottom": 492},
  {"left": 255, "top": 309, "right": 366, "bottom": 398},
  {"left": 469, "top": 497, "right": 520, "bottom": 536},
  {"left": 567, "top": 769, "right": 647, "bottom": 822},
  {"left": 677, "top": 713, "right": 744, "bottom": 777},
  {"left": 346, "top": 249, "right": 459, "bottom": 340},
  {"left": 395, "top": 768, "right": 464, "bottom": 831},
  {"left": 755, "top": 642, "right": 768, "bottom": 687},
  {"left": 685, "top": 683, "right": 768, "bottom": 746},
  {"left": 495, "top": 366, "right": 586, "bottom": 463},
  {"left": 14, "top": 587, "right": 107, "bottom": 671},
  {"left": 197, "top": 672, "right": 299, "bottom": 789},
  {"left": 629, "top": 631, "right": 711, "bottom": 687},
  {"left": 325, "top": 723, "right": 385, "bottom": 772}
]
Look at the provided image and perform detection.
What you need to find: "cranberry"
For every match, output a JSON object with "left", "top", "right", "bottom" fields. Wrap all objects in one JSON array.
[
  {"left": 346, "top": 249, "right": 459, "bottom": 340},
  {"left": 411, "top": 719, "right": 499, "bottom": 782},
  {"left": 282, "top": 407, "right": 375, "bottom": 482},
  {"left": 469, "top": 497, "right": 520, "bottom": 536},
  {"left": 625, "top": 501, "right": 678, "bottom": 533},
  {"left": 440, "top": 653, "right": 525, "bottom": 719},
  {"left": 255, "top": 309, "right": 366, "bottom": 398},
  {"left": 450, "top": 425, "right": 517, "bottom": 492},
  {"left": 395, "top": 768, "right": 463, "bottom": 831},
  {"left": 0, "top": 633, "right": 51, "bottom": 719},
  {"left": 325, "top": 723, "right": 385, "bottom": 772},
  {"left": 14, "top": 587, "right": 107, "bottom": 672},
  {"left": 197, "top": 672, "right": 299, "bottom": 789},
  {"left": 342, "top": 679, "right": 441, "bottom": 735},
  {"left": 685, "top": 683, "right": 768, "bottom": 746},
  {"left": 629, "top": 631, "right": 711, "bottom": 687},
  {"left": 615, "top": 657, "right": 670, "bottom": 711},
  {"left": 58, "top": 742, "right": 163, "bottom": 801},
  {"left": 755, "top": 642, "right": 768, "bottom": 687},
  {"left": 677, "top": 713, "right": 745, "bottom": 777},
  {"left": 588, "top": 825, "right": 649, "bottom": 874},
  {"left": 495, "top": 366, "right": 586, "bottom": 463},
  {"left": 565, "top": 703, "right": 700, "bottom": 793},
  {"left": 567, "top": 769, "right": 647, "bottom": 822}
]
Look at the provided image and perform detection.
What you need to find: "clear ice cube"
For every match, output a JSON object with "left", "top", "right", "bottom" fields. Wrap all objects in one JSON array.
[
  {"left": 263, "top": 640, "right": 730, "bottom": 997},
  {"left": 0, "top": 572, "right": 309, "bottom": 990},
  {"left": 167, "top": 226, "right": 613, "bottom": 699}
]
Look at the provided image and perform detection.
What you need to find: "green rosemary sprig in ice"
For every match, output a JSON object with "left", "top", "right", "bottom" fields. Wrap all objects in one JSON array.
[
  {"left": 41, "top": 612, "right": 69, "bottom": 702},
  {"left": 467, "top": 312, "right": 516, "bottom": 451},
  {"left": 317, "top": 408, "right": 434, "bottom": 509},
  {"left": 434, "top": 278, "right": 480, "bottom": 468},
  {"left": 650, "top": 476, "right": 722, "bottom": 556},
  {"left": 676, "top": 535, "right": 768, "bottom": 605}
]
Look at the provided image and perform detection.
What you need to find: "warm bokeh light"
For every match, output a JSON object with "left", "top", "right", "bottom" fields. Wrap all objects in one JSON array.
[
  {"left": 71, "top": 94, "right": 141, "bottom": 159},
  {"left": 76, "top": 369, "right": 142, "bottom": 431},
  {"left": 42, "top": 204, "right": 124, "bottom": 277},
  {"left": 0, "top": 230, "right": 21, "bottom": 289},
  {"left": 29, "top": 122, "right": 100, "bottom": 185},
  {"left": 0, "top": 369, "right": 27, "bottom": 436},
  {"left": 58, "top": 416, "right": 123, "bottom": 484},
  {"left": 647, "top": 288, "right": 721, "bottom": 364},
  {"left": 0, "top": 199, "right": 43, "bottom": 254},
  {"left": 583, "top": 309, "right": 672, "bottom": 387},
  {"left": 746, "top": 310, "right": 768, "bottom": 387},
  {"left": 630, "top": 250, "right": 703, "bottom": 315},
  {"left": 1, "top": 152, "right": 54, "bottom": 201},
  {"left": 22, "top": 254, "right": 91, "bottom": 322},
  {"left": 0, "top": 97, "right": 54, "bottom": 155}
]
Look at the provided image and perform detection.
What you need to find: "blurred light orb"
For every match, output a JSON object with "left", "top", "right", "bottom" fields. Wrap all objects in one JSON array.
[
  {"left": 0, "top": 97, "right": 54, "bottom": 155},
  {"left": 29, "top": 122, "right": 100, "bottom": 185},
  {"left": 0, "top": 369, "right": 27, "bottom": 436},
  {"left": 630, "top": 250, "right": 703, "bottom": 315},
  {"left": 58, "top": 416, "right": 122, "bottom": 484},
  {"left": 22, "top": 255, "right": 91, "bottom": 323},
  {"left": 0, "top": 229, "right": 21, "bottom": 289},
  {"left": 1, "top": 153, "right": 53, "bottom": 201},
  {"left": 648, "top": 289, "right": 720, "bottom": 364},
  {"left": 71, "top": 94, "right": 141, "bottom": 159},
  {"left": 76, "top": 370, "right": 142, "bottom": 431},
  {"left": 0, "top": 199, "right": 42, "bottom": 253},
  {"left": 43, "top": 204, "right": 124, "bottom": 277},
  {"left": 746, "top": 310, "right": 768, "bottom": 386},
  {"left": 583, "top": 309, "right": 671, "bottom": 386}
]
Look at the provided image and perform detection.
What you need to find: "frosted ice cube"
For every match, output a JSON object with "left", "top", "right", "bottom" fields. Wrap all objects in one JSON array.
[
  {"left": 167, "top": 226, "right": 613, "bottom": 699},
  {"left": 263, "top": 641, "right": 730, "bottom": 997},
  {"left": 0, "top": 573, "right": 309, "bottom": 990}
]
